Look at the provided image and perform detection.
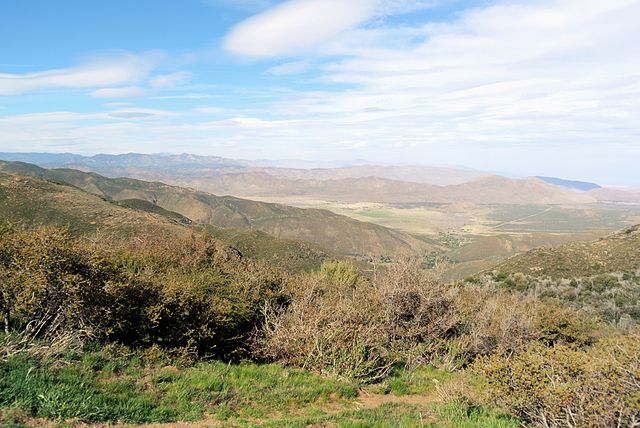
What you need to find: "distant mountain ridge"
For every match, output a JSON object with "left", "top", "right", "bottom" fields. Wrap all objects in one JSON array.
[
  {"left": 0, "top": 152, "right": 487, "bottom": 185},
  {"left": 536, "top": 176, "right": 601, "bottom": 191},
  {"left": 159, "top": 173, "right": 597, "bottom": 205}
]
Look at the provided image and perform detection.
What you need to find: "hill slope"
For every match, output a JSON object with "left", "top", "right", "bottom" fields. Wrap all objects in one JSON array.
[
  {"left": 494, "top": 225, "right": 640, "bottom": 279},
  {"left": 0, "top": 171, "right": 191, "bottom": 240},
  {"left": 0, "top": 161, "right": 433, "bottom": 256},
  {"left": 474, "top": 225, "right": 640, "bottom": 322},
  {"left": 0, "top": 171, "right": 332, "bottom": 271},
  {"left": 589, "top": 187, "right": 640, "bottom": 204}
]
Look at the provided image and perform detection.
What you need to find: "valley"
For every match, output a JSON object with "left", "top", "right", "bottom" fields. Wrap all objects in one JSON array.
[{"left": 3, "top": 153, "right": 639, "bottom": 281}]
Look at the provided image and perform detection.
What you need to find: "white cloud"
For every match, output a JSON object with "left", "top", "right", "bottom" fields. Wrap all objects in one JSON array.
[
  {"left": 193, "top": 106, "right": 226, "bottom": 114},
  {"left": 107, "top": 108, "right": 178, "bottom": 120},
  {"left": 223, "top": 0, "right": 375, "bottom": 58},
  {"left": 90, "top": 86, "right": 147, "bottom": 99},
  {"left": 150, "top": 71, "right": 192, "bottom": 88},
  {"left": 0, "top": 53, "right": 157, "bottom": 96},
  {"left": 268, "top": 60, "right": 312, "bottom": 75},
  {"left": 267, "top": 0, "right": 640, "bottom": 153},
  {"left": 152, "top": 93, "right": 215, "bottom": 100}
]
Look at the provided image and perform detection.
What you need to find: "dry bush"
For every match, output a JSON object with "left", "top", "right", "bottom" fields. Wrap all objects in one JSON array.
[
  {"left": 452, "top": 286, "right": 539, "bottom": 357},
  {"left": 257, "top": 259, "right": 607, "bottom": 380},
  {"left": 257, "top": 260, "right": 460, "bottom": 381},
  {"left": 0, "top": 225, "right": 108, "bottom": 340}
]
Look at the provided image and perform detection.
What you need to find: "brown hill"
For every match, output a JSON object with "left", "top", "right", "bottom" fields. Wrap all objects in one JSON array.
[
  {"left": 258, "top": 164, "right": 488, "bottom": 185},
  {"left": 0, "top": 161, "right": 434, "bottom": 256},
  {"left": 0, "top": 170, "right": 332, "bottom": 272},
  {"left": 0, "top": 172, "right": 191, "bottom": 240},
  {"left": 178, "top": 173, "right": 596, "bottom": 205}
]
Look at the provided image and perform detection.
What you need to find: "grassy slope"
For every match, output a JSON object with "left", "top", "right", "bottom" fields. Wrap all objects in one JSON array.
[
  {"left": 0, "top": 161, "right": 434, "bottom": 257},
  {"left": 0, "top": 171, "right": 328, "bottom": 272}
]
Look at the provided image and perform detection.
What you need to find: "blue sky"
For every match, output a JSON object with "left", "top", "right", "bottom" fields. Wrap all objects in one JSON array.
[{"left": 0, "top": 0, "right": 639, "bottom": 185}]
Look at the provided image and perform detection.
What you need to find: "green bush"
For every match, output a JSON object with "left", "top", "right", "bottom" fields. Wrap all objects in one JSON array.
[
  {"left": 476, "top": 330, "right": 640, "bottom": 427},
  {"left": 0, "top": 225, "right": 285, "bottom": 360}
]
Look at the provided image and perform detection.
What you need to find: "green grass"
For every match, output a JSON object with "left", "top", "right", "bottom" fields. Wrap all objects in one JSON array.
[
  {"left": 365, "top": 365, "right": 454, "bottom": 396},
  {"left": 0, "top": 351, "right": 518, "bottom": 427},
  {"left": 0, "top": 351, "right": 357, "bottom": 425},
  {"left": 359, "top": 210, "right": 395, "bottom": 219}
]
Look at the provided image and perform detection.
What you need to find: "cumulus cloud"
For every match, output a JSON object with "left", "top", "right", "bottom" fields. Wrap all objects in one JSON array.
[
  {"left": 223, "top": 0, "right": 375, "bottom": 58},
  {"left": 0, "top": 54, "right": 157, "bottom": 96}
]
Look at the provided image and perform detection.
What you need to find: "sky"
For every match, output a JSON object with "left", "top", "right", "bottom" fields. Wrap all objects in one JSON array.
[{"left": 0, "top": 0, "right": 639, "bottom": 185}]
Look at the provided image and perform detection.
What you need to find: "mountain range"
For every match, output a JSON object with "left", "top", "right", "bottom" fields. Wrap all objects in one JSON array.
[{"left": 2, "top": 152, "right": 637, "bottom": 205}]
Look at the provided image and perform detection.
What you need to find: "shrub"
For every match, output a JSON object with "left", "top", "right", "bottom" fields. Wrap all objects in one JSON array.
[
  {"left": 0, "top": 225, "right": 285, "bottom": 360},
  {"left": 476, "top": 330, "right": 640, "bottom": 427},
  {"left": 257, "top": 259, "right": 607, "bottom": 381},
  {"left": 0, "top": 225, "right": 115, "bottom": 341},
  {"left": 257, "top": 260, "right": 458, "bottom": 381}
]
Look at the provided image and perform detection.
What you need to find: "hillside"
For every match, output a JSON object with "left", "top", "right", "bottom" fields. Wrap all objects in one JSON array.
[
  {"left": 0, "top": 161, "right": 434, "bottom": 256},
  {"left": 0, "top": 171, "right": 332, "bottom": 272},
  {"left": 589, "top": 187, "right": 640, "bottom": 204},
  {"left": 259, "top": 164, "right": 488, "bottom": 185},
  {"left": 472, "top": 225, "right": 640, "bottom": 322},
  {"left": 0, "top": 172, "right": 191, "bottom": 240},
  {"left": 494, "top": 225, "right": 640, "bottom": 279}
]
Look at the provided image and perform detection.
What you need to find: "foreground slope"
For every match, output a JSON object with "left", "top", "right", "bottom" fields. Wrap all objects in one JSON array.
[{"left": 0, "top": 161, "right": 434, "bottom": 256}]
